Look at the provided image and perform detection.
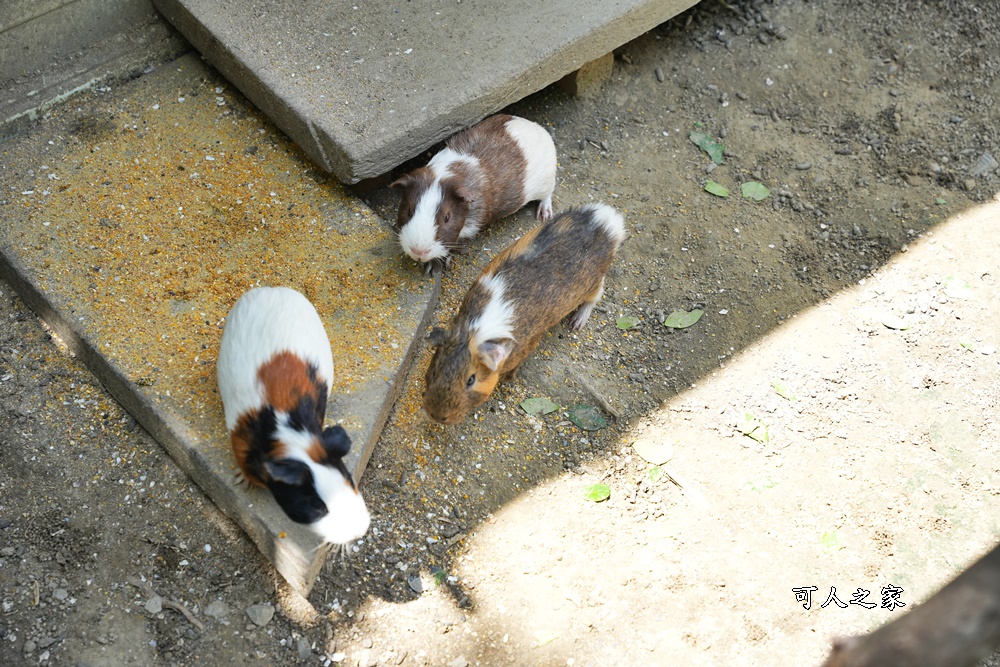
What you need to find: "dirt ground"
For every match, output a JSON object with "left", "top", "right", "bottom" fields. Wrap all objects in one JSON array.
[{"left": 2, "top": 0, "right": 1000, "bottom": 665}]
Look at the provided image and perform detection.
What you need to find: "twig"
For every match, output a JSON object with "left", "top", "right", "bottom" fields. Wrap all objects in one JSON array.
[
  {"left": 566, "top": 366, "right": 621, "bottom": 420},
  {"left": 129, "top": 577, "right": 204, "bottom": 632}
]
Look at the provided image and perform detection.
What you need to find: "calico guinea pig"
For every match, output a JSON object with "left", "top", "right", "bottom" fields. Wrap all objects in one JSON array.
[
  {"left": 390, "top": 114, "right": 558, "bottom": 269},
  {"left": 216, "top": 286, "right": 370, "bottom": 544},
  {"left": 423, "top": 203, "right": 626, "bottom": 424}
]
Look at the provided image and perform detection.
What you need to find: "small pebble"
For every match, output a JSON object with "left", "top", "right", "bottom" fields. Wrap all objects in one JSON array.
[
  {"left": 246, "top": 603, "right": 275, "bottom": 627},
  {"left": 408, "top": 575, "right": 423, "bottom": 594},
  {"left": 52, "top": 589, "right": 68, "bottom": 601},
  {"left": 655, "top": 67, "right": 664, "bottom": 82},
  {"left": 145, "top": 596, "right": 163, "bottom": 614},
  {"left": 205, "top": 600, "right": 229, "bottom": 619},
  {"left": 448, "top": 657, "right": 470, "bottom": 667},
  {"left": 296, "top": 637, "right": 312, "bottom": 661},
  {"left": 23, "top": 640, "right": 36, "bottom": 653},
  {"left": 795, "top": 162, "right": 812, "bottom": 171}
]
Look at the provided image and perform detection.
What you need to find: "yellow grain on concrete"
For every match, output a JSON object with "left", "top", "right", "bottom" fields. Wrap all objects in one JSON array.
[{"left": 0, "top": 59, "right": 425, "bottom": 449}]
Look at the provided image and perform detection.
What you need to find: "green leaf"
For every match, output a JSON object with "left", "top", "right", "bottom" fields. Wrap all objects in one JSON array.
[
  {"left": 583, "top": 483, "right": 611, "bottom": 502},
  {"left": 567, "top": 405, "right": 607, "bottom": 431},
  {"left": 943, "top": 276, "right": 973, "bottom": 299},
  {"left": 648, "top": 466, "right": 664, "bottom": 483},
  {"left": 935, "top": 197, "right": 947, "bottom": 205},
  {"left": 736, "top": 411, "right": 769, "bottom": 444},
  {"left": 663, "top": 309, "right": 704, "bottom": 329},
  {"left": 821, "top": 530, "right": 844, "bottom": 554},
  {"left": 959, "top": 338, "right": 975, "bottom": 351},
  {"left": 741, "top": 181, "right": 771, "bottom": 201},
  {"left": 689, "top": 131, "right": 725, "bottom": 164},
  {"left": 882, "top": 315, "right": 910, "bottom": 331},
  {"left": 743, "top": 477, "right": 777, "bottom": 491},
  {"left": 534, "top": 630, "right": 561, "bottom": 647},
  {"left": 432, "top": 568, "right": 447, "bottom": 587},
  {"left": 881, "top": 315, "right": 911, "bottom": 331},
  {"left": 632, "top": 438, "right": 674, "bottom": 465},
  {"left": 519, "top": 397, "right": 560, "bottom": 416},
  {"left": 616, "top": 315, "right": 641, "bottom": 330},
  {"left": 704, "top": 180, "right": 730, "bottom": 197},
  {"left": 771, "top": 380, "right": 797, "bottom": 401}
]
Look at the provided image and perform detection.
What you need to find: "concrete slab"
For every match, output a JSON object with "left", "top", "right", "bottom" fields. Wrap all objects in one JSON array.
[
  {"left": 152, "top": 0, "right": 700, "bottom": 183},
  {"left": 0, "top": 2, "right": 189, "bottom": 141},
  {"left": 0, "top": 53, "right": 438, "bottom": 595}
]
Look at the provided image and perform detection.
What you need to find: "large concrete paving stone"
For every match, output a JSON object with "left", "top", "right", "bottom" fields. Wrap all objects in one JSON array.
[
  {"left": 0, "top": 53, "right": 438, "bottom": 595},
  {"left": 153, "top": 0, "right": 700, "bottom": 183}
]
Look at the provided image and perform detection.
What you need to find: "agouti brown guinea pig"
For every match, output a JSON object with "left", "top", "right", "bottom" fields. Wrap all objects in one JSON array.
[
  {"left": 390, "top": 114, "right": 557, "bottom": 270},
  {"left": 422, "top": 203, "right": 626, "bottom": 424}
]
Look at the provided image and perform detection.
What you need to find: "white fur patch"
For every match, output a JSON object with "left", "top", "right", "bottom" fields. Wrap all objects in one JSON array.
[
  {"left": 278, "top": 418, "right": 371, "bottom": 545},
  {"left": 399, "top": 148, "right": 480, "bottom": 261},
  {"left": 582, "top": 202, "right": 627, "bottom": 246},
  {"left": 504, "top": 116, "right": 557, "bottom": 204},
  {"left": 399, "top": 181, "right": 446, "bottom": 262},
  {"left": 217, "top": 287, "right": 334, "bottom": 431},
  {"left": 468, "top": 273, "right": 516, "bottom": 343}
]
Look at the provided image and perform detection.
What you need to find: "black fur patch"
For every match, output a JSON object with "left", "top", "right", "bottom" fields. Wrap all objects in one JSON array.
[{"left": 265, "top": 460, "right": 330, "bottom": 525}]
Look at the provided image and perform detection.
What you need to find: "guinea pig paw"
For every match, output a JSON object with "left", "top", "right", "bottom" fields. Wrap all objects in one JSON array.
[{"left": 537, "top": 198, "right": 554, "bottom": 221}]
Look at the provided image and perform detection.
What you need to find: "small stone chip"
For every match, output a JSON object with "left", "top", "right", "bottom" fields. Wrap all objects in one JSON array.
[{"left": 246, "top": 603, "right": 275, "bottom": 627}]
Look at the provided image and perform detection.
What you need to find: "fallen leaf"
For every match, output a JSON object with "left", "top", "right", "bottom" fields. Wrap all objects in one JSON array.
[
  {"left": 663, "top": 309, "right": 704, "bottom": 329},
  {"left": 771, "top": 380, "right": 797, "bottom": 401},
  {"left": 616, "top": 315, "right": 640, "bottom": 330},
  {"left": 959, "top": 338, "right": 975, "bottom": 351},
  {"left": 633, "top": 438, "right": 674, "bottom": 465},
  {"left": 943, "top": 275, "right": 973, "bottom": 299},
  {"left": 737, "top": 411, "right": 769, "bottom": 444},
  {"left": 704, "top": 180, "right": 730, "bottom": 197},
  {"left": 881, "top": 315, "right": 911, "bottom": 330},
  {"left": 935, "top": 197, "right": 947, "bottom": 205},
  {"left": 583, "top": 483, "right": 610, "bottom": 502},
  {"left": 821, "top": 530, "right": 844, "bottom": 554},
  {"left": 648, "top": 466, "right": 664, "bottom": 483},
  {"left": 743, "top": 477, "right": 777, "bottom": 491},
  {"left": 534, "top": 630, "right": 561, "bottom": 647},
  {"left": 689, "top": 131, "right": 725, "bottom": 164},
  {"left": 567, "top": 405, "right": 607, "bottom": 431},
  {"left": 741, "top": 181, "right": 771, "bottom": 200},
  {"left": 519, "top": 397, "right": 560, "bottom": 416}
]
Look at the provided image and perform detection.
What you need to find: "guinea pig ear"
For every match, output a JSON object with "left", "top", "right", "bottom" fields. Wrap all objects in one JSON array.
[
  {"left": 476, "top": 338, "right": 512, "bottom": 372},
  {"left": 264, "top": 459, "right": 311, "bottom": 487},
  {"left": 320, "top": 425, "right": 352, "bottom": 458},
  {"left": 427, "top": 327, "right": 448, "bottom": 347},
  {"left": 389, "top": 174, "right": 412, "bottom": 191},
  {"left": 452, "top": 185, "right": 471, "bottom": 203}
]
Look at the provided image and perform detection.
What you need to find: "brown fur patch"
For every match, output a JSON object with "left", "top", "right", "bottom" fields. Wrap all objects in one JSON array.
[
  {"left": 230, "top": 410, "right": 275, "bottom": 488},
  {"left": 257, "top": 351, "right": 323, "bottom": 414},
  {"left": 391, "top": 166, "right": 435, "bottom": 228},
  {"left": 306, "top": 440, "right": 328, "bottom": 465},
  {"left": 446, "top": 115, "right": 528, "bottom": 226}
]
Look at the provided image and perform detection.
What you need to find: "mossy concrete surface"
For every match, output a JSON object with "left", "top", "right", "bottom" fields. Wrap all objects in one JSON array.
[
  {"left": 0, "top": 54, "right": 438, "bottom": 594},
  {"left": 152, "top": 0, "right": 700, "bottom": 183}
]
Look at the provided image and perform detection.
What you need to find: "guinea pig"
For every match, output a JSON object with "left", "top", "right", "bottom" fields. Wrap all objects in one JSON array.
[
  {"left": 216, "top": 286, "right": 370, "bottom": 544},
  {"left": 422, "top": 202, "right": 626, "bottom": 424},
  {"left": 390, "top": 114, "right": 558, "bottom": 270}
]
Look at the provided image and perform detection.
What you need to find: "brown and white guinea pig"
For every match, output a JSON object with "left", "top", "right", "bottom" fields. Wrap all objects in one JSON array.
[
  {"left": 423, "top": 203, "right": 626, "bottom": 424},
  {"left": 390, "top": 114, "right": 558, "bottom": 269},
  {"left": 216, "top": 286, "right": 370, "bottom": 544}
]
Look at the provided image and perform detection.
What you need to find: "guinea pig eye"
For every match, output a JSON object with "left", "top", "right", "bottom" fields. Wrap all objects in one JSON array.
[
  {"left": 465, "top": 374, "right": 475, "bottom": 388},
  {"left": 444, "top": 212, "right": 451, "bottom": 224}
]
